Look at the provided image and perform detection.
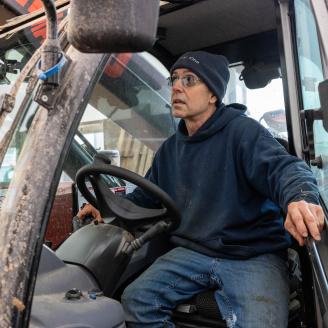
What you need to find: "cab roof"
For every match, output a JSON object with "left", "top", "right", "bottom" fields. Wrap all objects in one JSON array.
[{"left": 157, "top": 0, "right": 278, "bottom": 65}]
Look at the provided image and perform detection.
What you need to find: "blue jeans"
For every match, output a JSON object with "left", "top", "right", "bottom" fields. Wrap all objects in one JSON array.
[{"left": 121, "top": 247, "right": 289, "bottom": 328}]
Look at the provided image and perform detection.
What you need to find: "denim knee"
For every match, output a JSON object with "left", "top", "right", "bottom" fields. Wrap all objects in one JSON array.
[
  {"left": 121, "top": 279, "right": 156, "bottom": 317},
  {"left": 121, "top": 282, "right": 137, "bottom": 311}
]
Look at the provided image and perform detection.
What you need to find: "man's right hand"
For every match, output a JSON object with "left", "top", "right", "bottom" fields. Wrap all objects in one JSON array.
[
  {"left": 285, "top": 200, "right": 324, "bottom": 246},
  {"left": 77, "top": 203, "right": 103, "bottom": 223}
]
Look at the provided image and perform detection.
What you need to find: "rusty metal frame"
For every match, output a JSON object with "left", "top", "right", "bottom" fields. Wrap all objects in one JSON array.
[{"left": 0, "top": 43, "right": 109, "bottom": 326}]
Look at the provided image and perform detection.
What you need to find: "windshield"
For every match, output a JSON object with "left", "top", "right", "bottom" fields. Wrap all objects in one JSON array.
[
  {"left": 0, "top": 10, "right": 67, "bottom": 139},
  {"left": 0, "top": 13, "right": 68, "bottom": 208},
  {"left": 0, "top": 55, "right": 287, "bottom": 212},
  {"left": 0, "top": 33, "right": 37, "bottom": 140},
  {"left": 44, "top": 52, "right": 175, "bottom": 247},
  {"left": 0, "top": 25, "right": 43, "bottom": 207}
]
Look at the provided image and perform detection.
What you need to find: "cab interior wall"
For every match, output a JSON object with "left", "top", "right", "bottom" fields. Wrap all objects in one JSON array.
[
  {"left": 155, "top": 0, "right": 282, "bottom": 105},
  {"left": 157, "top": 0, "right": 277, "bottom": 60}
]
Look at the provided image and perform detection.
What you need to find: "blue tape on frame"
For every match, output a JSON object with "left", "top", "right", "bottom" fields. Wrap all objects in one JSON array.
[{"left": 38, "top": 53, "right": 67, "bottom": 81}]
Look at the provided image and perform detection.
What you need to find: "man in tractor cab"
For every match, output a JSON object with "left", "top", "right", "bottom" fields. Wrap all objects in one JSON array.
[{"left": 79, "top": 51, "right": 324, "bottom": 328}]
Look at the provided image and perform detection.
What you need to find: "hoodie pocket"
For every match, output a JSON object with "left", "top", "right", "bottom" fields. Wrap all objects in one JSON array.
[{"left": 202, "top": 238, "right": 257, "bottom": 258}]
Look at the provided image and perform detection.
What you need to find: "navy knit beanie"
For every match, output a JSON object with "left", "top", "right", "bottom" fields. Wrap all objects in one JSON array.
[{"left": 170, "top": 51, "right": 230, "bottom": 102}]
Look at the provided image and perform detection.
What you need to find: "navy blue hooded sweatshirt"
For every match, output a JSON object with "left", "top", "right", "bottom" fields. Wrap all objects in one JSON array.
[{"left": 126, "top": 103, "right": 319, "bottom": 259}]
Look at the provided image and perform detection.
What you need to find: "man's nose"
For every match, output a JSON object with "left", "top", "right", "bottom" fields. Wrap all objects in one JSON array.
[{"left": 172, "top": 78, "right": 184, "bottom": 92}]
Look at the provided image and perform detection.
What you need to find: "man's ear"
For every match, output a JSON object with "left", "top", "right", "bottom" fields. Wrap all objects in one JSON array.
[{"left": 210, "top": 94, "right": 218, "bottom": 104}]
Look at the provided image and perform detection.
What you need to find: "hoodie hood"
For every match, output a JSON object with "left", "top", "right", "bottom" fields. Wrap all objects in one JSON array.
[{"left": 177, "top": 103, "right": 247, "bottom": 142}]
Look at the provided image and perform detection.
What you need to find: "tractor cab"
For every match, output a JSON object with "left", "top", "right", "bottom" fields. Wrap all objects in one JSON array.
[{"left": 0, "top": 1, "right": 328, "bottom": 327}]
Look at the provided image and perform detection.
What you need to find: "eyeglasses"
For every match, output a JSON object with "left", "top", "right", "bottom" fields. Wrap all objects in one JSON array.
[{"left": 167, "top": 74, "right": 202, "bottom": 88}]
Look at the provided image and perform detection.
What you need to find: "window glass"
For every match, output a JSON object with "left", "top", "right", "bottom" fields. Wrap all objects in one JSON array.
[
  {"left": 294, "top": 0, "right": 324, "bottom": 110},
  {"left": 0, "top": 12, "right": 67, "bottom": 143},
  {"left": 224, "top": 65, "right": 287, "bottom": 140},
  {"left": 0, "top": 46, "right": 35, "bottom": 142},
  {"left": 45, "top": 52, "right": 175, "bottom": 247},
  {"left": 80, "top": 53, "right": 175, "bottom": 175},
  {"left": 0, "top": 101, "right": 39, "bottom": 208},
  {"left": 294, "top": 0, "right": 328, "bottom": 206},
  {"left": 0, "top": 24, "right": 42, "bottom": 207}
]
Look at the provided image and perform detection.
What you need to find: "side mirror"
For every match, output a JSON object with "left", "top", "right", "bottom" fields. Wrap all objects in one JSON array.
[{"left": 68, "top": 0, "right": 160, "bottom": 53}]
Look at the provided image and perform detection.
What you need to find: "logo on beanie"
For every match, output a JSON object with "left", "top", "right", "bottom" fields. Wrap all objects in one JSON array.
[{"left": 181, "top": 55, "right": 200, "bottom": 64}]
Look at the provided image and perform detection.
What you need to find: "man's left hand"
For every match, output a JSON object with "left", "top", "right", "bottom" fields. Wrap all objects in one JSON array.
[{"left": 285, "top": 200, "right": 325, "bottom": 246}]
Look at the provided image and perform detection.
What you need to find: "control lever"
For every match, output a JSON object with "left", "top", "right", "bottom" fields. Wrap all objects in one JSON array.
[{"left": 128, "top": 220, "right": 171, "bottom": 254}]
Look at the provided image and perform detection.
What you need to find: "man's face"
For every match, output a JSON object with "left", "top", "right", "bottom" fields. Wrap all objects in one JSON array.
[{"left": 170, "top": 68, "right": 217, "bottom": 121}]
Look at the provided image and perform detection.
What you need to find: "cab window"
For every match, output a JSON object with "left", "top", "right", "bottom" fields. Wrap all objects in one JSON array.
[
  {"left": 45, "top": 52, "right": 175, "bottom": 248},
  {"left": 224, "top": 65, "right": 286, "bottom": 140},
  {"left": 294, "top": 0, "right": 328, "bottom": 207},
  {"left": 80, "top": 52, "right": 175, "bottom": 175}
]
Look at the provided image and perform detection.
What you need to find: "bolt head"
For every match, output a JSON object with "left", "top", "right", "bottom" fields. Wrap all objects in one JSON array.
[{"left": 41, "top": 95, "right": 48, "bottom": 102}]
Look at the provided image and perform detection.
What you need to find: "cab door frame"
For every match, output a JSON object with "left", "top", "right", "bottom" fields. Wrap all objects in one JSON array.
[
  {"left": 277, "top": 0, "right": 328, "bottom": 326},
  {"left": 0, "top": 44, "right": 109, "bottom": 326}
]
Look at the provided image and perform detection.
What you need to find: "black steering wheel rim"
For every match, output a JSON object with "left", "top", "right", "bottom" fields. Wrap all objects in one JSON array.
[{"left": 76, "top": 163, "right": 181, "bottom": 231}]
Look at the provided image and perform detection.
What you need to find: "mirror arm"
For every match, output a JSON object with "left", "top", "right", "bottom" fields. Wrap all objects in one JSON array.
[
  {"left": 34, "top": 0, "right": 70, "bottom": 110},
  {"left": 38, "top": 0, "right": 66, "bottom": 87},
  {"left": 40, "top": 0, "right": 59, "bottom": 74}
]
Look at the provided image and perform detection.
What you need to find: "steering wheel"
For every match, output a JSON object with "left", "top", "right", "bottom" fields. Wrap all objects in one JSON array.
[{"left": 75, "top": 162, "right": 181, "bottom": 236}]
